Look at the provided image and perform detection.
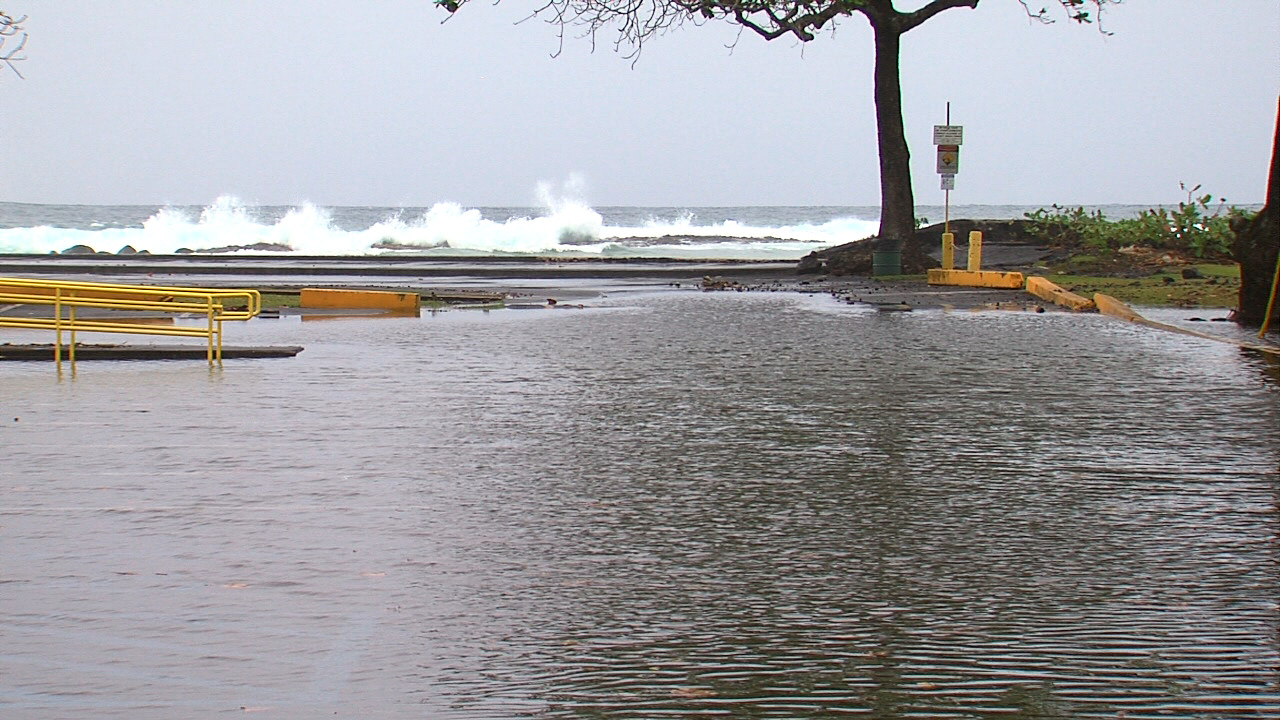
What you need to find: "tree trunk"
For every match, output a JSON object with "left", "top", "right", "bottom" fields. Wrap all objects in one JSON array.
[
  {"left": 871, "top": 18, "right": 915, "bottom": 253},
  {"left": 1232, "top": 95, "right": 1280, "bottom": 329}
]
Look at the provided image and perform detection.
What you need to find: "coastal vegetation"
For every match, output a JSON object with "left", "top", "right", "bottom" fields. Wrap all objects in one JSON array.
[
  {"left": 951, "top": 190, "right": 1257, "bottom": 308},
  {"left": 1020, "top": 186, "right": 1255, "bottom": 308},
  {"left": 800, "top": 189, "right": 1260, "bottom": 309},
  {"left": 1025, "top": 92, "right": 1278, "bottom": 324},
  {"left": 1023, "top": 185, "right": 1247, "bottom": 261}
]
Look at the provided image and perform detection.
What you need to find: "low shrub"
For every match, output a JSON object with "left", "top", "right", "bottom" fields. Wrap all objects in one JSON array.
[{"left": 1024, "top": 184, "right": 1255, "bottom": 259}]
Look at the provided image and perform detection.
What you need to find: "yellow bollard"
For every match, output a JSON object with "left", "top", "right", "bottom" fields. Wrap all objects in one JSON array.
[
  {"left": 967, "top": 231, "right": 983, "bottom": 272},
  {"left": 941, "top": 232, "right": 955, "bottom": 270}
]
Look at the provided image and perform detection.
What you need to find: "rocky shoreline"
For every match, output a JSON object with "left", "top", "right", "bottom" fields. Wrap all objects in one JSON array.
[
  {"left": 0, "top": 221, "right": 1072, "bottom": 311},
  {"left": 797, "top": 219, "right": 1061, "bottom": 275}
]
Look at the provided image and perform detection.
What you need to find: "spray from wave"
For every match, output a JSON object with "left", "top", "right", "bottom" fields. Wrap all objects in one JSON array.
[{"left": 0, "top": 183, "right": 878, "bottom": 260}]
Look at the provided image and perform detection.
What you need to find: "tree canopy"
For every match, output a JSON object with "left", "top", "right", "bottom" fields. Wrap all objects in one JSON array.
[{"left": 435, "top": 1, "right": 1116, "bottom": 56}]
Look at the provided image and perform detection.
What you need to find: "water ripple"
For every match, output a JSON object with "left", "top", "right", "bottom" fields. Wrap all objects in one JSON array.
[{"left": 2, "top": 292, "right": 1277, "bottom": 718}]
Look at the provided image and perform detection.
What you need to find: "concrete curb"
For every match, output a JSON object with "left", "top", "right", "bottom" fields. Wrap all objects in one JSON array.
[
  {"left": 1094, "top": 293, "right": 1280, "bottom": 357},
  {"left": 0, "top": 344, "right": 304, "bottom": 361},
  {"left": 1026, "top": 276, "right": 1096, "bottom": 312}
]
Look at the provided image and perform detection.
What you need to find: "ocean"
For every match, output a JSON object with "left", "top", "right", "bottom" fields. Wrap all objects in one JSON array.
[{"left": 0, "top": 198, "right": 1211, "bottom": 260}]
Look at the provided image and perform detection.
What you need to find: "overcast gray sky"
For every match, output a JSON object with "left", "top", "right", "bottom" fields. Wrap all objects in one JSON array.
[{"left": 1, "top": 1, "right": 1277, "bottom": 208}]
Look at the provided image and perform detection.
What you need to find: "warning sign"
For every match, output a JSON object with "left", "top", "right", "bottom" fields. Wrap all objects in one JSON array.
[
  {"left": 941, "top": 174, "right": 956, "bottom": 191},
  {"left": 933, "top": 125, "right": 963, "bottom": 145},
  {"left": 936, "top": 145, "right": 960, "bottom": 174}
]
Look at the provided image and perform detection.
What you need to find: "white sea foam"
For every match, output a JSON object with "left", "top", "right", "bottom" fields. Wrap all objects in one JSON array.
[{"left": 0, "top": 193, "right": 878, "bottom": 259}]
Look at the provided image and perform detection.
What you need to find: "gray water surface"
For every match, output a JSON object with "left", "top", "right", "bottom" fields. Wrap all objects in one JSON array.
[{"left": 2, "top": 291, "right": 1278, "bottom": 718}]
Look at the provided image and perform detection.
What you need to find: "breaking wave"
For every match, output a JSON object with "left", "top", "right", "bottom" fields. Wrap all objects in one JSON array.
[{"left": 0, "top": 195, "right": 878, "bottom": 260}]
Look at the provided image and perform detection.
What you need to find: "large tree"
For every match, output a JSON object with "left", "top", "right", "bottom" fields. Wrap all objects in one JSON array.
[
  {"left": 1231, "top": 95, "right": 1280, "bottom": 329},
  {"left": 436, "top": 0, "right": 1117, "bottom": 259}
]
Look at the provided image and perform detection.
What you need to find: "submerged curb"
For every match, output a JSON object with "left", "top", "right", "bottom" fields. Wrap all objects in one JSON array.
[
  {"left": 0, "top": 344, "right": 304, "bottom": 361},
  {"left": 1094, "top": 293, "right": 1280, "bottom": 357}
]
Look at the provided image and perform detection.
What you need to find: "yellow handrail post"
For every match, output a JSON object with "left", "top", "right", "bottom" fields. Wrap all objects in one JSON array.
[
  {"left": 69, "top": 305, "right": 77, "bottom": 370},
  {"left": 54, "top": 287, "right": 63, "bottom": 371},
  {"left": 206, "top": 297, "right": 215, "bottom": 367}
]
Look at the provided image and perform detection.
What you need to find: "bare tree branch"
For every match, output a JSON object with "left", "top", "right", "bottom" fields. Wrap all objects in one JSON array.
[
  {"left": 1, "top": 11, "right": 28, "bottom": 79},
  {"left": 436, "top": 0, "right": 1121, "bottom": 54},
  {"left": 899, "top": 0, "right": 980, "bottom": 34},
  {"left": 1019, "top": 0, "right": 1118, "bottom": 34}
]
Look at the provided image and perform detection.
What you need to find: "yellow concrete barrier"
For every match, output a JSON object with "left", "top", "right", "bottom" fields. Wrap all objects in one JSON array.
[
  {"left": 300, "top": 288, "right": 419, "bottom": 312},
  {"left": 927, "top": 269, "right": 1026, "bottom": 289},
  {"left": 1026, "top": 276, "right": 1096, "bottom": 312},
  {"left": 927, "top": 231, "right": 1024, "bottom": 289}
]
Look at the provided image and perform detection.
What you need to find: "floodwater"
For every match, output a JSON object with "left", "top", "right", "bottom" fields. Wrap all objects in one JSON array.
[{"left": 2, "top": 290, "right": 1278, "bottom": 719}]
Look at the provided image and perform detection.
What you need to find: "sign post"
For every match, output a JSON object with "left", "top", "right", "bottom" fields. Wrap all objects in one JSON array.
[
  {"left": 934, "top": 103, "right": 963, "bottom": 235},
  {"left": 926, "top": 106, "right": 1025, "bottom": 289}
]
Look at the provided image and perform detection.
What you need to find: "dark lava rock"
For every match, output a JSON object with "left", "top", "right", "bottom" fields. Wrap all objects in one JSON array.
[
  {"left": 915, "top": 219, "right": 1049, "bottom": 245},
  {"left": 61, "top": 244, "right": 97, "bottom": 255},
  {"left": 117, "top": 245, "right": 138, "bottom": 255},
  {"left": 797, "top": 219, "right": 1048, "bottom": 276},
  {"left": 796, "top": 255, "right": 825, "bottom": 275},
  {"left": 1181, "top": 267, "right": 1204, "bottom": 279},
  {"left": 198, "top": 242, "right": 292, "bottom": 253},
  {"left": 800, "top": 235, "right": 939, "bottom": 276}
]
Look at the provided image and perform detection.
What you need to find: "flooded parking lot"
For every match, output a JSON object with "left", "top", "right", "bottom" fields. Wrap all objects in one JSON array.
[{"left": 2, "top": 290, "right": 1278, "bottom": 718}]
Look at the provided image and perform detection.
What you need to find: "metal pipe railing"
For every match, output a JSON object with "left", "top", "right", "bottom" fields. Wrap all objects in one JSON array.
[{"left": 0, "top": 277, "right": 261, "bottom": 371}]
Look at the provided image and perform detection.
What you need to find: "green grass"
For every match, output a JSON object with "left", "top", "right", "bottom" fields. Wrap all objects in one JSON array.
[
  {"left": 450, "top": 301, "right": 507, "bottom": 310},
  {"left": 221, "top": 292, "right": 300, "bottom": 310},
  {"left": 260, "top": 293, "right": 302, "bottom": 308},
  {"left": 1048, "top": 263, "right": 1239, "bottom": 308}
]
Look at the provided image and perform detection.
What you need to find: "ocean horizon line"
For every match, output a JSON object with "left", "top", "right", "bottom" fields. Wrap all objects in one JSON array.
[{"left": 0, "top": 200, "right": 1264, "bottom": 260}]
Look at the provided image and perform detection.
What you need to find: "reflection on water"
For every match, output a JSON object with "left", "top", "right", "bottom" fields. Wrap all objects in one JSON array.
[{"left": 2, "top": 291, "right": 1278, "bottom": 718}]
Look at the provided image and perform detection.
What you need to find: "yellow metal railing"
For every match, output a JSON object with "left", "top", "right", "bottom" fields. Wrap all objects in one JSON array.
[{"left": 0, "top": 277, "right": 261, "bottom": 369}]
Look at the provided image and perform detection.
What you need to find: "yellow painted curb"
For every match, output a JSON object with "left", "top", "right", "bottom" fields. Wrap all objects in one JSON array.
[
  {"left": 927, "top": 269, "right": 1026, "bottom": 289},
  {"left": 1095, "top": 293, "right": 1280, "bottom": 357},
  {"left": 300, "top": 288, "right": 420, "bottom": 312},
  {"left": 1026, "top": 276, "right": 1096, "bottom": 312},
  {"left": 1093, "top": 293, "right": 1143, "bottom": 322}
]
